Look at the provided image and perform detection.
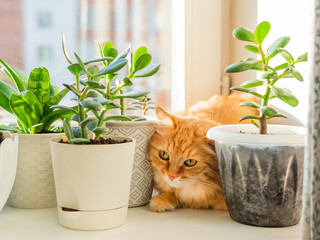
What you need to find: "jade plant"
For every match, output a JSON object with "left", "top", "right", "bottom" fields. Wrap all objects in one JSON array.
[
  {"left": 0, "top": 59, "right": 70, "bottom": 133},
  {"left": 225, "top": 21, "right": 307, "bottom": 134}
]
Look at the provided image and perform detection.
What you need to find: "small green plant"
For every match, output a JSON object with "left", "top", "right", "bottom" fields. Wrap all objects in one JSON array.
[
  {"left": 53, "top": 36, "right": 160, "bottom": 143},
  {"left": 127, "top": 95, "right": 155, "bottom": 116},
  {"left": 0, "top": 59, "right": 70, "bottom": 133},
  {"left": 225, "top": 21, "right": 307, "bottom": 134}
]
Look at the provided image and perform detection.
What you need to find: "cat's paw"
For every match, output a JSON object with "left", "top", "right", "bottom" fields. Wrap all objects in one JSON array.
[{"left": 150, "top": 195, "right": 178, "bottom": 212}]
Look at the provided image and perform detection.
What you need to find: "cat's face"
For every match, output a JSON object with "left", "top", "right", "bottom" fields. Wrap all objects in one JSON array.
[{"left": 150, "top": 108, "right": 218, "bottom": 189}]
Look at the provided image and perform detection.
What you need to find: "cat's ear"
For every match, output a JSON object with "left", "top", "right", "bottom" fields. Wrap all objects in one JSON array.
[{"left": 156, "top": 106, "right": 179, "bottom": 127}]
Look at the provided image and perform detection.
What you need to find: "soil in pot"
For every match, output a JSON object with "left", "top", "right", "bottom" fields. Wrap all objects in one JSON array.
[{"left": 59, "top": 137, "right": 132, "bottom": 145}]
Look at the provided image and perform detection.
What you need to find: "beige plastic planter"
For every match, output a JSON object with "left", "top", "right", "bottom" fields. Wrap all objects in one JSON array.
[
  {"left": 50, "top": 136, "right": 135, "bottom": 231},
  {"left": 106, "top": 116, "right": 156, "bottom": 207},
  {"left": 8, "top": 133, "right": 64, "bottom": 208}
]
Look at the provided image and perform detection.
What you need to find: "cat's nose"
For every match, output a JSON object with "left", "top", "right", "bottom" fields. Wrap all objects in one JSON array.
[{"left": 168, "top": 175, "right": 177, "bottom": 181}]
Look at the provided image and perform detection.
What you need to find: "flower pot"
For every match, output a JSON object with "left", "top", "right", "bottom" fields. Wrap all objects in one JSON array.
[
  {"left": 106, "top": 116, "right": 156, "bottom": 207},
  {"left": 206, "top": 124, "right": 305, "bottom": 227},
  {"left": 8, "top": 133, "right": 64, "bottom": 208},
  {"left": 50, "top": 136, "right": 135, "bottom": 231},
  {"left": 0, "top": 132, "right": 17, "bottom": 212}
]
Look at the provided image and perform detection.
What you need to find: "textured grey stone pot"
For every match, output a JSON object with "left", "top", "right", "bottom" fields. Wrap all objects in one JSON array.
[
  {"left": 207, "top": 124, "right": 305, "bottom": 227},
  {"left": 105, "top": 116, "right": 156, "bottom": 207}
]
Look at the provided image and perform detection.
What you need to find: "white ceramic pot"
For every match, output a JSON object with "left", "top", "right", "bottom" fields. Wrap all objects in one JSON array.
[
  {"left": 207, "top": 124, "right": 305, "bottom": 227},
  {"left": 8, "top": 133, "right": 64, "bottom": 208},
  {"left": 0, "top": 132, "right": 17, "bottom": 212},
  {"left": 50, "top": 136, "right": 135, "bottom": 231},
  {"left": 105, "top": 116, "right": 156, "bottom": 207}
]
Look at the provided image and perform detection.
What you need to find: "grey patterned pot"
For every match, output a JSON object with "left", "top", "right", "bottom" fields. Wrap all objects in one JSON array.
[
  {"left": 105, "top": 116, "right": 156, "bottom": 207},
  {"left": 207, "top": 124, "right": 305, "bottom": 227},
  {"left": 8, "top": 133, "right": 64, "bottom": 208}
]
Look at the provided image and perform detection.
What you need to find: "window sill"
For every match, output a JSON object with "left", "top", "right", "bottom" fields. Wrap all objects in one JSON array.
[{"left": 0, "top": 205, "right": 300, "bottom": 239}]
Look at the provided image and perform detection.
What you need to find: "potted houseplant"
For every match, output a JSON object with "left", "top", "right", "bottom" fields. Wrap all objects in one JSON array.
[
  {"left": 50, "top": 51, "right": 136, "bottom": 230},
  {"left": 0, "top": 59, "right": 71, "bottom": 208},
  {"left": 206, "top": 21, "right": 307, "bottom": 227},
  {"left": 62, "top": 36, "right": 160, "bottom": 207},
  {"left": 0, "top": 131, "right": 17, "bottom": 212}
]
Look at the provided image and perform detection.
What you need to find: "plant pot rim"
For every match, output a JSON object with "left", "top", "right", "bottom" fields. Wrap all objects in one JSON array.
[
  {"left": 206, "top": 124, "right": 305, "bottom": 146},
  {"left": 50, "top": 135, "right": 136, "bottom": 148},
  {"left": 106, "top": 115, "right": 156, "bottom": 126}
]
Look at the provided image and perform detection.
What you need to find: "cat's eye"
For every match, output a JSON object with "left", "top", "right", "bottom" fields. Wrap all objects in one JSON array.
[
  {"left": 184, "top": 159, "right": 197, "bottom": 167},
  {"left": 159, "top": 150, "right": 170, "bottom": 160}
]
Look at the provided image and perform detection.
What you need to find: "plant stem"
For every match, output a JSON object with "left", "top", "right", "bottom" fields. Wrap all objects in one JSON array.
[
  {"left": 120, "top": 89, "right": 125, "bottom": 115},
  {"left": 260, "top": 86, "right": 271, "bottom": 134},
  {"left": 76, "top": 74, "right": 87, "bottom": 139}
]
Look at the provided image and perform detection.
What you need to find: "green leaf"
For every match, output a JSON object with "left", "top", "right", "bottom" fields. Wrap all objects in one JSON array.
[
  {"left": 244, "top": 45, "right": 260, "bottom": 54},
  {"left": 266, "top": 36, "right": 290, "bottom": 59},
  {"left": 267, "top": 113, "right": 287, "bottom": 119},
  {"left": 115, "top": 48, "right": 130, "bottom": 60},
  {"left": 134, "top": 53, "right": 152, "bottom": 71},
  {"left": 231, "top": 87, "right": 265, "bottom": 99},
  {"left": 0, "top": 81, "right": 17, "bottom": 97},
  {"left": 86, "top": 90, "right": 100, "bottom": 98},
  {"left": 69, "top": 138, "right": 90, "bottom": 144},
  {"left": 62, "top": 34, "right": 72, "bottom": 64},
  {"left": 71, "top": 114, "right": 80, "bottom": 122},
  {"left": 133, "top": 117, "right": 147, "bottom": 122},
  {"left": 254, "top": 21, "right": 271, "bottom": 44},
  {"left": 0, "top": 91, "right": 12, "bottom": 113},
  {"left": 123, "top": 77, "right": 133, "bottom": 87},
  {"left": 31, "top": 123, "right": 44, "bottom": 134},
  {"left": 260, "top": 106, "right": 278, "bottom": 117},
  {"left": 43, "top": 88, "right": 69, "bottom": 116},
  {"left": 278, "top": 48, "right": 294, "bottom": 64},
  {"left": 50, "top": 84, "right": 60, "bottom": 98},
  {"left": 250, "top": 119, "right": 260, "bottom": 128},
  {"left": 225, "top": 59, "right": 260, "bottom": 73},
  {"left": 40, "top": 109, "right": 74, "bottom": 131},
  {"left": 0, "top": 125, "right": 21, "bottom": 133},
  {"left": 133, "top": 64, "right": 160, "bottom": 78},
  {"left": 0, "top": 58, "right": 26, "bottom": 92},
  {"left": 233, "top": 27, "right": 256, "bottom": 43},
  {"left": 21, "top": 90, "right": 43, "bottom": 118},
  {"left": 296, "top": 52, "right": 308, "bottom": 63},
  {"left": 239, "top": 101, "right": 260, "bottom": 108},
  {"left": 104, "top": 49, "right": 118, "bottom": 63},
  {"left": 74, "top": 53, "right": 92, "bottom": 77},
  {"left": 87, "top": 65, "right": 101, "bottom": 81},
  {"left": 115, "top": 90, "right": 150, "bottom": 99},
  {"left": 241, "top": 79, "right": 264, "bottom": 88},
  {"left": 104, "top": 115, "right": 132, "bottom": 121},
  {"left": 63, "top": 118, "right": 74, "bottom": 141},
  {"left": 9, "top": 93, "right": 39, "bottom": 133},
  {"left": 274, "top": 63, "right": 289, "bottom": 71},
  {"left": 68, "top": 64, "right": 83, "bottom": 76},
  {"left": 261, "top": 71, "right": 278, "bottom": 80},
  {"left": 27, "top": 67, "right": 51, "bottom": 106},
  {"left": 239, "top": 115, "right": 260, "bottom": 122},
  {"left": 92, "top": 127, "right": 109, "bottom": 137},
  {"left": 63, "top": 84, "right": 81, "bottom": 97},
  {"left": 80, "top": 116, "right": 96, "bottom": 127},
  {"left": 80, "top": 100, "right": 103, "bottom": 111},
  {"left": 84, "top": 57, "right": 114, "bottom": 65},
  {"left": 50, "top": 105, "right": 78, "bottom": 114},
  {"left": 271, "top": 86, "right": 298, "bottom": 107},
  {"left": 133, "top": 46, "right": 148, "bottom": 66},
  {"left": 103, "top": 41, "right": 115, "bottom": 56},
  {"left": 96, "top": 58, "right": 128, "bottom": 76},
  {"left": 95, "top": 40, "right": 104, "bottom": 58},
  {"left": 86, "top": 81, "right": 106, "bottom": 89},
  {"left": 290, "top": 68, "right": 304, "bottom": 81},
  {"left": 104, "top": 102, "right": 121, "bottom": 111}
]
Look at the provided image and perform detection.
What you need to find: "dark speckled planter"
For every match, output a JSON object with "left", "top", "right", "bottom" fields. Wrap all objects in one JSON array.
[{"left": 207, "top": 124, "right": 305, "bottom": 227}]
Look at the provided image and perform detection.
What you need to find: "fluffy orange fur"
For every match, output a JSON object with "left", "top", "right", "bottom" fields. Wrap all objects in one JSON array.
[{"left": 149, "top": 93, "right": 258, "bottom": 212}]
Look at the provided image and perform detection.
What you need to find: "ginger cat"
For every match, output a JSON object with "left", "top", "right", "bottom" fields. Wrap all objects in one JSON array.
[{"left": 149, "top": 93, "right": 259, "bottom": 212}]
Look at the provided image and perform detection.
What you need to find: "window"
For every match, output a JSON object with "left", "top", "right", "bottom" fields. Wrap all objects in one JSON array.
[{"left": 37, "top": 12, "right": 52, "bottom": 28}]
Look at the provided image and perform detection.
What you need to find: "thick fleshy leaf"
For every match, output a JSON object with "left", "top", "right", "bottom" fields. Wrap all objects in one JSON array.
[
  {"left": 278, "top": 48, "right": 294, "bottom": 64},
  {"left": 123, "top": 77, "right": 133, "bottom": 87},
  {"left": 80, "top": 116, "right": 96, "bottom": 127},
  {"left": 104, "top": 115, "right": 132, "bottom": 121},
  {"left": 241, "top": 79, "right": 264, "bottom": 88},
  {"left": 114, "top": 48, "right": 130, "bottom": 60},
  {"left": 134, "top": 53, "right": 152, "bottom": 71},
  {"left": 96, "top": 58, "right": 128, "bottom": 76},
  {"left": 63, "top": 84, "right": 81, "bottom": 97},
  {"left": 80, "top": 100, "right": 103, "bottom": 111},
  {"left": 71, "top": 114, "right": 80, "bottom": 122},
  {"left": 290, "top": 68, "right": 304, "bottom": 81},
  {"left": 104, "top": 49, "right": 118, "bottom": 63},
  {"left": 261, "top": 72, "right": 278, "bottom": 80},
  {"left": 84, "top": 57, "right": 113, "bottom": 65},
  {"left": 133, "top": 64, "right": 160, "bottom": 78},
  {"left": 95, "top": 40, "right": 104, "bottom": 58},
  {"left": 133, "top": 117, "right": 147, "bottom": 122},
  {"left": 103, "top": 41, "right": 114, "bottom": 56},
  {"left": 231, "top": 87, "right": 265, "bottom": 99},
  {"left": 86, "top": 90, "right": 100, "bottom": 98},
  {"left": 0, "top": 58, "right": 26, "bottom": 92},
  {"left": 115, "top": 90, "right": 150, "bottom": 99},
  {"left": 266, "top": 36, "right": 290, "bottom": 58},
  {"left": 239, "top": 115, "right": 260, "bottom": 122},
  {"left": 244, "top": 45, "right": 260, "bottom": 54},
  {"left": 0, "top": 125, "right": 20, "bottom": 133},
  {"left": 296, "top": 52, "right": 308, "bottom": 63},
  {"left": 74, "top": 53, "right": 92, "bottom": 77},
  {"left": 274, "top": 63, "right": 289, "bottom": 71},
  {"left": 63, "top": 118, "right": 74, "bottom": 141},
  {"left": 43, "top": 88, "right": 69, "bottom": 116},
  {"left": 267, "top": 113, "right": 287, "bottom": 119},
  {"left": 225, "top": 59, "right": 260, "bottom": 73},
  {"left": 271, "top": 86, "right": 298, "bottom": 107},
  {"left": 239, "top": 101, "right": 261, "bottom": 108},
  {"left": 68, "top": 64, "right": 82, "bottom": 76},
  {"left": 27, "top": 67, "right": 51, "bottom": 106},
  {"left": 260, "top": 106, "right": 278, "bottom": 117},
  {"left": 233, "top": 27, "right": 256, "bottom": 43},
  {"left": 86, "top": 81, "right": 106, "bottom": 89},
  {"left": 50, "top": 105, "right": 78, "bottom": 114},
  {"left": 92, "top": 127, "right": 109, "bottom": 137},
  {"left": 250, "top": 119, "right": 260, "bottom": 128},
  {"left": 133, "top": 46, "right": 148, "bottom": 66},
  {"left": 69, "top": 138, "right": 90, "bottom": 144},
  {"left": 254, "top": 21, "right": 271, "bottom": 44}
]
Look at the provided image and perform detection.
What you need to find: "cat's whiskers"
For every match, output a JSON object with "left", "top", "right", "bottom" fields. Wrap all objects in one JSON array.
[{"left": 197, "top": 179, "right": 222, "bottom": 191}]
